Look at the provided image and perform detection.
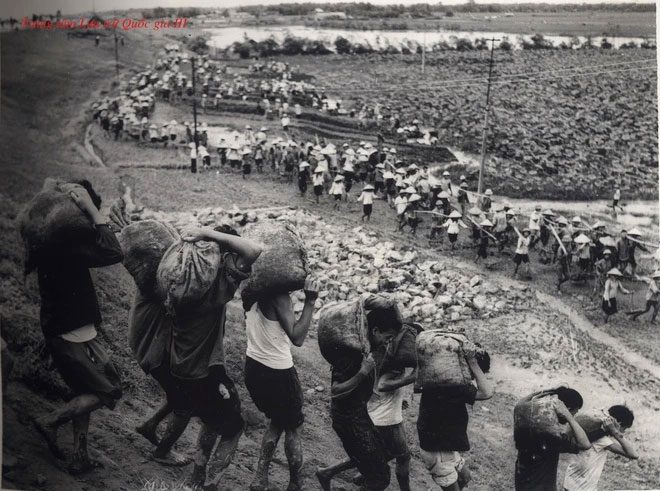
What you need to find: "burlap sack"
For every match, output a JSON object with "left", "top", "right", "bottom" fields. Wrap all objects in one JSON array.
[
  {"left": 156, "top": 239, "right": 222, "bottom": 313},
  {"left": 381, "top": 323, "right": 423, "bottom": 372},
  {"left": 241, "top": 221, "right": 309, "bottom": 300},
  {"left": 18, "top": 178, "right": 94, "bottom": 255},
  {"left": 514, "top": 393, "right": 570, "bottom": 445},
  {"left": 415, "top": 330, "right": 473, "bottom": 391},
  {"left": 119, "top": 220, "right": 179, "bottom": 297},
  {"left": 317, "top": 299, "right": 370, "bottom": 366}
]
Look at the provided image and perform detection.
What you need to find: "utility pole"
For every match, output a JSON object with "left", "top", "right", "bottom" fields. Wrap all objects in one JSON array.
[
  {"left": 191, "top": 57, "right": 198, "bottom": 173},
  {"left": 477, "top": 37, "right": 499, "bottom": 197},
  {"left": 421, "top": 31, "right": 426, "bottom": 74},
  {"left": 113, "top": 30, "right": 119, "bottom": 78}
]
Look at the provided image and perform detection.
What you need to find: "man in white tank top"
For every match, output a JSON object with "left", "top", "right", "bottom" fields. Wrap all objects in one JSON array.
[{"left": 243, "top": 277, "right": 319, "bottom": 491}]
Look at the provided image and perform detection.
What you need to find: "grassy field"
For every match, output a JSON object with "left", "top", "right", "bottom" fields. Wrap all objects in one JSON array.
[
  {"left": 296, "top": 11, "right": 657, "bottom": 38},
  {"left": 1, "top": 26, "right": 659, "bottom": 491}
]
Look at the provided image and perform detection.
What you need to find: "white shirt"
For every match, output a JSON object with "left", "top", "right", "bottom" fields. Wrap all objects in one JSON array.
[
  {"left": 603, "top": 279, "right": 624, "bottom": 301},
  {"left": 357, "top": 192, "right": 374, "bottom": 205},
  {"left": 395, "top": 196, "right": 408, "bottom": 215},
  {"left": 529, "top": 212, "right": 541, "bottom": 231},
  {"left": 368, "top": 384, "right": 405, "bottom": 426},
  {"left": 312, "top": 174, "right": 324, "bottom": 186},
  {"left": 563, "top": 436, "right": 615, "bottom": 491},
  {"left": 445, "top": 220, "right": 462, "bottom": 235},
  {"left": 245, "top": 303, "right": 293, "bottom": 370},
  {"left": 614, "top": 190, "right": 621, "bottom": 200},
  {"left": 329, "top": 182, "right": 344, "bottom": 195},
  {"left": 281, "top": 116, "right": 290, "bottom": 127},
  {"left": 60, "top": 323, "right": 97, "bottom": 343},
  {"left": 190, "top": 148, "right": 197, "bottom": 159},
  {"left": 516, "top": 236, "right": 531, "bottom": 255}
]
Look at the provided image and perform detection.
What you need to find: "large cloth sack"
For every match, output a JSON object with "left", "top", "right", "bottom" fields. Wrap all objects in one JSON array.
[
  {"left": 415, "top": 330, "right": 472, "bottom": 391},
  {"left": 119, "top": 220, "right": 179, "bottom": 297},
  {"left": 241, "top": 221, "right": 309, "bottom": 299},
  {"left": 514, "top": 393, "right": 570, "bottom": 447},
  {"left": 317, "top": 299, "right": 370, "bottom": 366},
  {"left": 156, "top": 239, "right": 222, "bottom": 313},
  {"left": 380, "top": 323, "right": 423, "bottom": 372},
  {"left": 18, "top": 178, "right": 94, "bottom": 255}
]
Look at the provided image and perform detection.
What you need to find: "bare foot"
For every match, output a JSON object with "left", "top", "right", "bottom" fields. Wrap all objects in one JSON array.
[
  {"left": 151, "top": 450, "right": 192, "bottom": 467},
  {"left": 136, "top": 424, "right": 159, "bottom": 446},
  {"left": 316, "top": 468, "right": 332, "bottom": 491},
  {"left": 33, "top": 419, "right": 65, "bottom": 460}
]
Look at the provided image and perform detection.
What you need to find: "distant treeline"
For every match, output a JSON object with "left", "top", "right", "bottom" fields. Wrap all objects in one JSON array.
[
  {"left": 140, "top": 7, "right": 205, "bottom": 19},
  {"left": 237, "top": 2, "right": 656, "bottom": 17},
  {"left": 230, "top": 33, "right": 654, "bottom": 59}
]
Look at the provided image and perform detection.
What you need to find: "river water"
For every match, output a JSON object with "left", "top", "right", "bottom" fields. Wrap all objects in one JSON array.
[{"left": 205, "top": 26, "right": 653, "bottom": 51}]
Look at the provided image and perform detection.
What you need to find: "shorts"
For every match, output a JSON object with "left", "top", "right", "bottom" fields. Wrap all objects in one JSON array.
[
  {"left": 613, "top": 199, "right": 619, "bottom": 207},
  {"left": 203, "top": 155, "right": 211, "bottom": 166},
  {"left": 448, "top": 233, "right": 458, "bottom": 243},
  {"left": 514, "top": 253, "right": 529, "bottom": 265},
  {"left": 170, "top": 366, "right": 243, "bottom": 437},
  {"left": 314, "top": 185, "right": 323, "bottom": 196},
  {"left": 363, "top": 204, "right": 373, "bottom": 216},
  {"left": 375, "top": 423, "right": 409, "bottom": 460},
  {"left": 578, "top": 258, "right": 590, "bottom": 270},
  {"left": 244, "top": 357, "right": 304, "bottom": 430},
  {"left": 47, "top": 337, "right": 122, "bottom": 409},
  {"left": 420, "top": 450, "right": 467, "bottom": 488},
  {"left": 243, "top": 163, "right": 252, "bottom": 175},
  {"left": 150, "top": 363, "right": 182, "bottom": 404},
  {"left": 334, "top": 194, "right": 342, "bottom": 201},
  {"left": 170, "top": 134, "right": 177, "bottom": 141},
  {"left": 602, "top": 298, "right": 618, "bottom": 315},
  {"left": 229, "top": 159, "right": 240, "bottom": 169},
  {"left": 332, "top": 409, "right": 390, "bottom": 490}
]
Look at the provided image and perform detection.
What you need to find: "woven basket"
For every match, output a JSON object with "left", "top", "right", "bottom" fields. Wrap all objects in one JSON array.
[{"left": 317, "top": 298, "right": 370, "bottom": 366}]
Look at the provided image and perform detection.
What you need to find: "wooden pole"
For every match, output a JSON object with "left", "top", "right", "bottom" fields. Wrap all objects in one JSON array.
[
  {"left": 191, "top": 57, "right": 198, "bottom": 173},
  {"left": 477, "top": 37, "right": 499, "bottom": 197},
  {"left": 113, "top": 30, "right": 119, "bottom": 78}
]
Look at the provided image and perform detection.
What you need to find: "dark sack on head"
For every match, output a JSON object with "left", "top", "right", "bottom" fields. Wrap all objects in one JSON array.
[
  {"left": 241, "top": 221, "right": 309, "bottom": 301},
  {"left": 119, "top": 220, "right": 179, "bottom": 297},
  {"left": 317, "top": 299, "right": 370, "bottom": 366},
  {"left": 156, "top": 239, "right": 222, "bottom": 314},
  {"left": 513, "top": 393, "right": 570, "bottom": 448},
  {"left": 415, "top": 330, "right": 472, "bottom": 392},
  {"left": 381, "top": 323, "right": 423, "bottom": 372},
  {"left": 18, "top": 178, "right": 94, "bottom": 261}
]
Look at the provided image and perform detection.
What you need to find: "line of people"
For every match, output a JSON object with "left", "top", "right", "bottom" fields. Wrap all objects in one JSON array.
[{"left": 26, "top": 179, "right": 640, "bottom": 491}]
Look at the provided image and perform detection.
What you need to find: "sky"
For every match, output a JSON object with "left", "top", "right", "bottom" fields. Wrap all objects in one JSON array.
[{"left": 2, "top": 0, "right": 654, "bottom": 19}]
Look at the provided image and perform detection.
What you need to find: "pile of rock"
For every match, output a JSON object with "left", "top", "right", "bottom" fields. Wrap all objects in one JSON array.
[{"left": 133, "top": 205, "right": 528, "bottom": 328}]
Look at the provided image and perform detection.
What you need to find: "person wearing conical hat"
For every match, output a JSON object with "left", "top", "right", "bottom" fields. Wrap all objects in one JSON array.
[
  {"left": 329, "top": 175, "right": 345, "bottom": 210},
  {"left": 402, "top": 194, "right": 423, "bottom": 236},
  {"left": 627, "top": 271, "right": 660, "bottom": 322},
  {"left": 457, "top": 182, "right": 469, "bottom": 218},
  {"left": 574, "top": 234, "right": 593, "bottom": 275},
  {"left": 440, "top": 170, "right": 453, "bottom": 197},
  {"left": 312, "top": 167, "right": 325, "bottom": 205},
  {"left": 384, "top": 170, "right": 397, "bottom": 207},
  {"left": 481, "top": 189, "right": 493, "bottom": 214},
  {"left": 357, "top": 184, "right": 375, "bottom": 222},
  {"left": 593, "top": 249, "right": 615, "bottom": 295},
  {"left": 198, "top": 143, "right": 211, "bottom": 171},
  {"left": 476, "top": 219, "right": 495, "bottom": 263},
  {"left": 374, "top": 163, "right": 386, "bottom": 198},
  {"left": 602, "top": 268, "right": 631, "bottom": 323},
  {"left": 618, "top": 228, "right": 648, "bottom": 277},
  {"left": 556, "top": 234, "right": 573, "bottom": 293},
  {"left": 298, "top": 162, "right": 311, "bottom": 196},
  {"left": 254, "top": 142, "right": 265, "bottom": 174},
  {"left": 189, "top": 142, "right": 198, "bottom": 174},
  {"left": 513, "top": 227, "right": 533, "bottom": 279},
  {"left": 394, "top": 190, "right": 409, "bottom": 232},
  {"left": 428, "top": 201, "right": 446, "bottom": 245},
  {"left": 443, "top": 210, "right": 468, "bottom": 250}
]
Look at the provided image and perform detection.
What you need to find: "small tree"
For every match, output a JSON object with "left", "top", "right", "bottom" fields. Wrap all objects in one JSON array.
[
  {"left": 335, "top": 36, "right": 353, "bottom": 54},
  {"left": 499, "top": 37, "right": 512, "bottom": 51},
  {"left": 189, "top": 36, "right": 208, "bottom": 55},
  {"left": 600, "top": 37, "right": 612, "bottom": 49},
  {"left": 455, "top": 37, "right": 474, "bottom": 51},
  {"left": 446, "top": 11, "right": 454, "bottom": 17}
]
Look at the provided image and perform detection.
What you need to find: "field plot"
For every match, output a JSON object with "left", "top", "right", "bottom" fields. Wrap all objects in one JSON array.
[{"left": 284, "top": 49, "right": 658, "bottom": 199}]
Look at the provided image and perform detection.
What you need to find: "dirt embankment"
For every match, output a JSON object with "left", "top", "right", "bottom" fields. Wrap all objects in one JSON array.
[{"left": 2, "top": 28, "right": 659, "bottom": 491}]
